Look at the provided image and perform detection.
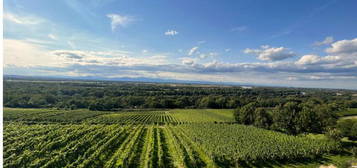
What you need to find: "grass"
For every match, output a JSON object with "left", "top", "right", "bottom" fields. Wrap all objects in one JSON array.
[
  {"left": 170, "top": 109, "right": 234, "bottom": 123},
  {"left": 339, "top": 108, "right": 357, "bottom": 117}
]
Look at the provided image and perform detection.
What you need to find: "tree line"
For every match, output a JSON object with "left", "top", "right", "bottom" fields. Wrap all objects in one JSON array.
[
  {"left": 233, "top": 99, "right": 341, "bottom": 135},
  {"left": 4, "top": 80, "right": 357, "bottom": 111}
]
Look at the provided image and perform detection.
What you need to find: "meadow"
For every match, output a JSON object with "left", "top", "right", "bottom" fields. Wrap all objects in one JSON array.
[{"left": 3, "top": 108, "right": 347, "bottom": 168}]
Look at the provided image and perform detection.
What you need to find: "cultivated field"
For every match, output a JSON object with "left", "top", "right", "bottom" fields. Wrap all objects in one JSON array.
[{"left": 4, "top": 108, "right": 342, "bottom": 168}]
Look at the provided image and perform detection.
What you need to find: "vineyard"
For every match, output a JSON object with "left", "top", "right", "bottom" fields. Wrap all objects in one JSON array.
[
  {"left": 4, "top": 108, "right": 107, "bottom": 123},
  {"left": 4, "top": 108, "right": 235, "bottom": 124},
  {"left": 4, "top": 108, "right": 342, "bottom": 167}
]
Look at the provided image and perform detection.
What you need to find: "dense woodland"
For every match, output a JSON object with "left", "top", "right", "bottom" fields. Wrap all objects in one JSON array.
[{"left": 4, "top": 79, "right": 357, "bottom": 110}]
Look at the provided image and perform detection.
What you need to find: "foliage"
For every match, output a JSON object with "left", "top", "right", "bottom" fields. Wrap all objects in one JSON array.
[
  {"left": 325, "top": 128, "right": 343, "bottom": 141},
  {"left": 234, "top": 101, "right": 339, "bottom": 134},
  {"left": 337, "top": 119, "right": 357, "bottom": 140},
  {"left": 5, "top": 79, "right": 356, "bottom": 110},
  {"left": 175, "top": 124, "right": 340, "bottom": 166}
]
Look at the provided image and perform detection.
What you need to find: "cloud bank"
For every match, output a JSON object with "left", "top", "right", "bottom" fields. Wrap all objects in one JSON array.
[{"left": 4, "top": 37, "right": 357, "bottom": 89}]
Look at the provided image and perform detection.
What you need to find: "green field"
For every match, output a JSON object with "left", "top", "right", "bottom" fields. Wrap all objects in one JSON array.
[
  {"left": 3, "top": 108, "right": 108, "bottom": 123},
  {"left": 339, "top": 108, "right": 357, "bottom": 117},
  {"left": 3, "top": 108, "right": 353, "bottom": 168}
]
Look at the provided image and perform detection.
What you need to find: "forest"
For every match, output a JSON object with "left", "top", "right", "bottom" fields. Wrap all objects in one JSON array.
[{"left": 4, "top": 78, "right": 357, "bottom": 110}]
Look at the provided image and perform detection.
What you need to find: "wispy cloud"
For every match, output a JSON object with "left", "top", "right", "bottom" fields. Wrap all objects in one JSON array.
[
  {"left": 67, "top": 41, "right": 76, "bottom": 49},
  {"left": 106, "top": 14, "right": 133, "bottom": 31},
  {"left": 313, "top": 36, "right": 334, "bottom": 46},
  {"left": 165, "top": 30, "right": 179, "bottom": 36},
  {"left": 188, "top": 46, "right": 199, "bottom": 56},
  {"left": 48, "top": 34, "right": 57, "bottom": 40},
  {"left": 197, "top": 40, "right": 206, "bottom": 44},
  {"left": 4, "top": 12, "right": 44, "bottom": 25}
]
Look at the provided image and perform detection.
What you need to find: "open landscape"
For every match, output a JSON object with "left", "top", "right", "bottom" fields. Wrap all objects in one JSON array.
[
  {"left": 3, "top": 78, "right": 357, "bottom": 168},
  {"left": 4, "top": 0, "right": 357, "bottom": 167}
]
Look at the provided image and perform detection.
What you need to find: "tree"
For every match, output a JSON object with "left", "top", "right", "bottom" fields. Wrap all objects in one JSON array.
[
  {"left": 272, "top": 102, "right": 301, "bottom": 134},
  {"left": 296, "top": 103, "right": 318, "bottom": 133},
  {"left": 350, "top": 123, "right": 357, "bottom": 140},
  {"left": 315, "top": 104, "right": 338, "bottom": 131},
  {"left": 198, "top": 96, "right": 218, "bottom": 108},
  {"left": 253, "top": 108, "right": 272, "bottom": 129},
  {"left": 233, "top": 107, "right": 241, "bottom": 123},
  {"left": 337, "top": 119, "right": 354, "bottom": 136},
  {"left": 234, "top": 102, "right": 258, "bottom": 125}
]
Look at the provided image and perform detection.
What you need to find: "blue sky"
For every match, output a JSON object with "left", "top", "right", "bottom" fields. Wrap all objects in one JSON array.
[{"left": 4, "top": 0, "right": 357, "bottom": 89}]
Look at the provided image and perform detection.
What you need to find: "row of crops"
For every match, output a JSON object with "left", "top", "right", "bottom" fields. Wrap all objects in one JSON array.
[
  {"left": 175, "top": 124, "right": 341, "bottom": 167},
  {"left": 4, "top": 122, "right": 340, "bottom": 168},
  {"left": 3, "top": 108, "right": 107, "bottom": 123},
  {"left": 4, "top": 123, "right": 211, "bottom": 168},
  {"left": 3, "top": 108, "right": 235, "bottom": 124},
  {"left": 87, "top": 111, "right": 181, "bottom": 124}
]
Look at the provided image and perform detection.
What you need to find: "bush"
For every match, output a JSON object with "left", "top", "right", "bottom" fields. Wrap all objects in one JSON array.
[{"left": 325, "top": 128, "right": 343, "bottom": 142}]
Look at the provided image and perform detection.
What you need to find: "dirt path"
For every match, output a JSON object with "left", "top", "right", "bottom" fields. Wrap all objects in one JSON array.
[
  {"left": 341, "top": 115, "right": 357, "bottom": 120},
  {"left": 319, "top": 164, "right": 337, "bottom": 168}
]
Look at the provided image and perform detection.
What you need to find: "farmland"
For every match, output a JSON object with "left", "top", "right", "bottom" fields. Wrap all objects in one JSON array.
[
  {"left": 3, "top": 108, "right": 344, "bottom": 168},
  {"left": 3, "top": 80, "right": 357, "bottom": 167}
]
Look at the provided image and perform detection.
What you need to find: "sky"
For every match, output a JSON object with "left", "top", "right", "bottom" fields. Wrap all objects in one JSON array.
[{"left": 3, "top": 0, "right": 357, "bottom": 89}]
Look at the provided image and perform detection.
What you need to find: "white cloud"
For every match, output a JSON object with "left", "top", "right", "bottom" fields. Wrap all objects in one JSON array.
[
  {"left": 287, "top": 76, "right": 298, "bottom": 81},
  {"left": 4, "top": 39, "right": 169, "bottom": 68},
  {"left": 244, "top": 45, "right": 296, "bottom": 61},
  {"left": 48, "top": 34, "right": 57, "bottom": 40},
  {"left": 181, "top": 57, "right": 196, "bottom": 65},
  {"left": 51, "top": 50, "right": 168, "bottom": 66},
  {"left": 199, "top": 54, "right": 207, "bottom": 59},
  {"left": 23, "top": 38, "right": 53, "bottom": 45},
  {"left": 142, "top": 50, "right": 148, "bottom": 54},
  {"left": 4, "top": 13, "right": 44, "bottom": 25},
  {"left": 225, "top": 48, "right": 231, "bottom": 52},
  {"left": 296, "top": 55, "right": 321, "bottom": 65},
  {"left": 326, "top": 38, "right": 357, "bottom": 54},
  {"left": 4, "top": 39, "right": 60, "bottom": 67},
  {"left": 188, "top": 46, "right": 199, "bottom": 56},
  {"left": 165, "top": 30, "right": 178, "bottom": 36},
  {"left": 208, "top": 52, "right": 219, "bottom": 57},
  {"left": 313, "top": 36, "right": 334, "bottom": 46},
  {"left": 197, "top": 52, "right": 218, "bottom": 59},
  {"left": 106, "top": 14, "right": 132, "bottom": 31}
]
